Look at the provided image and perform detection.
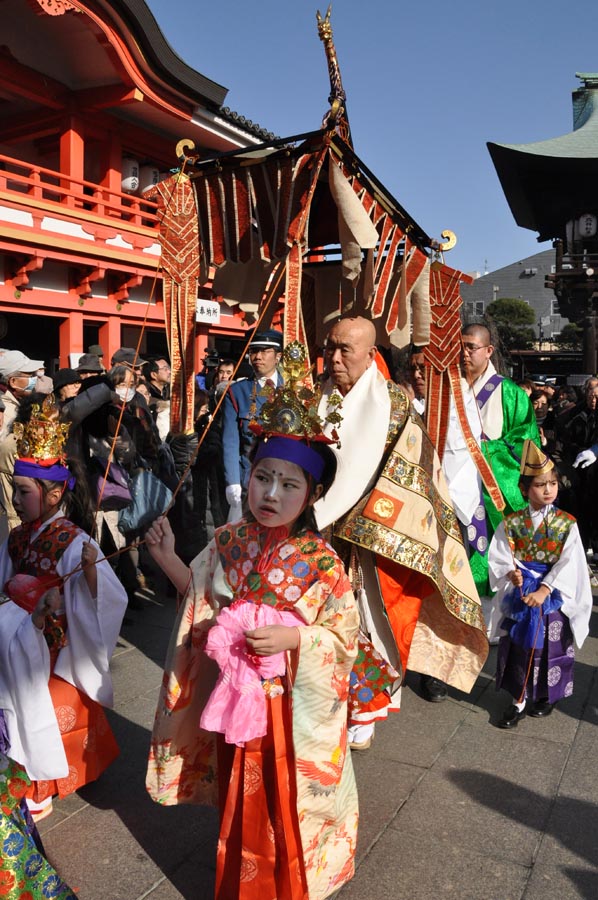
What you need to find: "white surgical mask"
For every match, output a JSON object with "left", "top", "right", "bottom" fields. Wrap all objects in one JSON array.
[
  {"left": 26, "top": 376, "right": 37, "bottom": 392},
  {"left": 115, "top": 385, "right": 135, "bottom": 403}
]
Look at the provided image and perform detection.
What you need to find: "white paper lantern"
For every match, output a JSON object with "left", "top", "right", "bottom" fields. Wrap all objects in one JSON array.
[
  {"left": 574, "top": 213, "right": 597, "bottom": 239},
  {"left": 139, "top": 165, "right": 160, "bottom": 195},
  {"left": 121, "top": 158, "right": 140, "bottom": 194}
]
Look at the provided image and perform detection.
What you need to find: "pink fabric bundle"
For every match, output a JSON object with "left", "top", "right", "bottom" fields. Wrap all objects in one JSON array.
[{"left": 200, "top": 602, "right": 303, "bottom": 746}]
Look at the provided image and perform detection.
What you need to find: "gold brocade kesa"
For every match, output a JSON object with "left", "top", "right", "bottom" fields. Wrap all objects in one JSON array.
[
  {"left": 250, "top": 341, "right": 343, "bottom": 443},
  {"left": 12, "top": 394, "right": 70, "bottom": 461}
]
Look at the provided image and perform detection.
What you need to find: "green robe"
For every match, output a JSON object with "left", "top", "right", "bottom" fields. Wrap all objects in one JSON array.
[{"left": 469, "top": 377, "right": 541, "bottom": 596}]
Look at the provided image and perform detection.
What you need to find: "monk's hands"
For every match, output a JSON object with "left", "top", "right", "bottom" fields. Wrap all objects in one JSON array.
[
  {"left": 32, "top": 587, "right": 61, "bottom": 630},
  {"left": 245, "top": 625, "right": 299, "bottom": 656}
]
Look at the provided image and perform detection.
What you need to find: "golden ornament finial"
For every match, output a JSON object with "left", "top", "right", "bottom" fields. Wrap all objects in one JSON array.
[
  {"left": 12, "top": 395, "right": 70, "bottom": 460},
  {"left": 252, "top": 341, "right": 342, "bottom": 442}
]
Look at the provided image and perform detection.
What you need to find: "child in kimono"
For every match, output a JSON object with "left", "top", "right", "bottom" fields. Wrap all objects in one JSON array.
[
  {"left": 0, "top": 394, "right": 128, "bottom": 819},
  {"left": 146, "top": 343, "right": 359, "bottom": 900},
  {"left": 488, "top": 440, "right": 592, "bottom": 729}
]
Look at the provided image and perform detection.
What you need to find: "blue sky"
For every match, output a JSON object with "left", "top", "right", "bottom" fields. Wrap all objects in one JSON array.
[{"left": 146, "top": 0, "right": 598, "bottom": 275}]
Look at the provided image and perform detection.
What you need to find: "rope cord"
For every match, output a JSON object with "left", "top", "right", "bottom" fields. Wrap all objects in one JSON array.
[{"left": 65, "top": 192, "right": 289, "bottom": 582}]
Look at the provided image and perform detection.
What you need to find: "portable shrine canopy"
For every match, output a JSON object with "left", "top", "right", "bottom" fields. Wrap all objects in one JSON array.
[
  {"left": 149, "top": 129, "right": 478, "bottom": 464},
  {"left": 148, "top": 128, "right": 472, "bottom": 439}
]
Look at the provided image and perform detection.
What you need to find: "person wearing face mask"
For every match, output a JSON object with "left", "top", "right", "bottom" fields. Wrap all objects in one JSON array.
[
  {"left": 77, "top": 365, "right": 161, "bottom": 609},
  {"left": 0, "top": 351, "right": 47, "bottom": 540},
  {"left": 0, "top": 351, "right": 46, "bottom": 438}
]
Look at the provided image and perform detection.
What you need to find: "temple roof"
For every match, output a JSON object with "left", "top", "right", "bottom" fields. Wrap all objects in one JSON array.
[
  {"left": 1, "top": 0, "right": 275, "bottom": 154},
  {"left": 487, "top": 76, "right": 598, "bottom": 240},
  {"left": 105, "top": 0, "right": 276, "bottom": 140}
]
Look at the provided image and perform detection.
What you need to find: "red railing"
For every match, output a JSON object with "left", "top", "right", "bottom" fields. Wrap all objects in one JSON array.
[{"left": 0, "top": 153, "right": 160, "bottom": 229}]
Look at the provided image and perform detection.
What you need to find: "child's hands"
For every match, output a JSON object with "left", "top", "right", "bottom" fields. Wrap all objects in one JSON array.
[
  {"left": 32, "top": 587, "right": 61, "bottom": 630},
  {"left": 145, "top": 516, "right": 176, "bottom": 559},
  {"left": 245, "top": 625, "right": 299, "bottom": 656},
  {"left": 522, "top": 589, "right": 547, "bottom": 608},
  {"left": 507, "top": 568, "right": 523, "bottom": 587},
  {"left": 81, "top": 541, "right": 98, "bottom": 571}
]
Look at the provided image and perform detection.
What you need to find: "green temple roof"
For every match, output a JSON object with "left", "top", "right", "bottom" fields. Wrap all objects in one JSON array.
[{"left": 487, "top": 75, "right": 598, "bottom": 239}]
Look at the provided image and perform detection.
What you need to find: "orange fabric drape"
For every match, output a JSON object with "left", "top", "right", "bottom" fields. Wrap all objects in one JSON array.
[
  {"left": 27, "top": 671, "right": 119, "bottom": 803},
  {"left": 375, "top": 556, "right": 430, "bottom": 672},
  {"left": 374, "top": 350, "right": 391, "bottom": 381},
  {"left": 215, "top": 690, "right": 308, "bottom": 900}
]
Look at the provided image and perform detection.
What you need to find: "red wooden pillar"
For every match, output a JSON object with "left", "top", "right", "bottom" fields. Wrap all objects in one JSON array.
[
  {"left": 59, "top": 312, "right": 84, "bottom": 367},
  {"left": 194, "top": 327, "right": 207, "bottom": 374},
  {"left": 101, "top": 132, "right": 123, "bottom": 212},
  {"left": 99, "top": 317, "right": 121, "bottom": 367},
  {"left": 60, "top": 117, "right": 84, "bottom": 204}
]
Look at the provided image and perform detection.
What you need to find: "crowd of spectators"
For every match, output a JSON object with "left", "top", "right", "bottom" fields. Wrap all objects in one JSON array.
[
  {"left": 0, "top": 344, "right": 232, "bottom": 613},
  {"left": 512, "top": 375, "right": 598, "bottom": 565},
  {"left": 2, "top": 338, "right": 598, "bottom": 615}
]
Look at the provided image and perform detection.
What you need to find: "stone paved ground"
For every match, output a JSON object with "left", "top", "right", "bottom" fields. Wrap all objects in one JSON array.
[{"left": 38, "top": 583, "right": 598, "bottom": 900}]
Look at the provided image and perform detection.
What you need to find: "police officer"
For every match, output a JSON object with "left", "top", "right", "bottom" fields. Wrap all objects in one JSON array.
[{"left": 222, "top": 329, "right": 283, "bottom": 521}]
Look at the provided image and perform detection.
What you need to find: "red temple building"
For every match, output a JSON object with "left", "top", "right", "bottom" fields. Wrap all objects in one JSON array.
[{"left": 0, "top": 0, "right": 272, "bottom": 370}]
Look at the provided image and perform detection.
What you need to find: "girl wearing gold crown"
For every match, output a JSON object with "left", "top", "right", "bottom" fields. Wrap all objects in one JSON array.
[
  {"left": 145, "top": 344, "right": 358, "bottom": 899},
  {"left": 488, "top": 440, "right": 593, "bottom": 729},
  {"left": 0, "top": 394, "right": 128, "bottom": 821}
]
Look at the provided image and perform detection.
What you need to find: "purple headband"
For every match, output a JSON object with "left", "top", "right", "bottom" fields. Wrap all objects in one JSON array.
[
  {"left": 254, "top": 437, "right": 325, "bottom": 481},
  {"left": 14, "top": 459, "right": 76, "bottom": 491}
]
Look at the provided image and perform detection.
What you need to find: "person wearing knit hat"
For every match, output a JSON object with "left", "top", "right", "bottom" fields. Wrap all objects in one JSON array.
[
  {"left": 488, "top": 439, "right": 592, "bottom": 729},
  {"left": 53, "top": 368, "right": 81, "bottom": 402}
]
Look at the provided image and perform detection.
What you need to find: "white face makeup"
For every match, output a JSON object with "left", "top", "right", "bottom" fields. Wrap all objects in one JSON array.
[{"left": 247, "top": 458, "right": 311, "bottom": 530}]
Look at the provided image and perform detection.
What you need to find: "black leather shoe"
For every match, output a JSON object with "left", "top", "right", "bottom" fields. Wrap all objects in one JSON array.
[
  {"left": 528, "top": 700, "right": 554, "bottom": 718},
  {"left": 420, "top": 675, "right": 448, "bottom": 702},
  {"left": 497, "top": 704, "right": 527, "bottom": 729}
]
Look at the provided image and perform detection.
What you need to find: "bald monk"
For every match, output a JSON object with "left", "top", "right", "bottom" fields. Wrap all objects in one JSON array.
[{"left": 315, "top": 316, "right": 488, "bottom": 749}]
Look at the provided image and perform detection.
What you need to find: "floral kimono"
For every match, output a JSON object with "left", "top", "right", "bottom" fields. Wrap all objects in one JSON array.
[
  {"left": 0, "top": 711, "right": 76, "bottom": 899},
  {"left": 147, "top": 521, "right": 359, "bottom": 900},
  {"left": 489, "top": 505, "right": 592, "bottom": 703}
]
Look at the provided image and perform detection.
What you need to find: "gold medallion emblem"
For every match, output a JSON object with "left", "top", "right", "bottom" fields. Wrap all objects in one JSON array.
[{"left": 373, "top": 497, "right": 395, "bottom": 519}]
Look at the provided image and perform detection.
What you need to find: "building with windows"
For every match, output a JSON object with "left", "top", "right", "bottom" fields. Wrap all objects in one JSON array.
[
  {"left": 0, "top": 0, "right": 273, "bottom": 370},
  {"left": 461, "top": 249, "right": 568, "bottom": 342}
]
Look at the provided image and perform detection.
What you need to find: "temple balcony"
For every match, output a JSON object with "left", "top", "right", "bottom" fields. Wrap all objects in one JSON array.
[{"left": 0, "top": 152, "right": 162, "bottom": 274}]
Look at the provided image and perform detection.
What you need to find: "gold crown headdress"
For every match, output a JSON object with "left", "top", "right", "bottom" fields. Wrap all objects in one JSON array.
[
  {"left": 12, "top": 394, "right": 70, "bottom": 461},
  {"left": 250, "top": 341, "right": 343, "bottom": 443},
  {"left": 520, "top": 439, "right": 554, "bottom": 477}
]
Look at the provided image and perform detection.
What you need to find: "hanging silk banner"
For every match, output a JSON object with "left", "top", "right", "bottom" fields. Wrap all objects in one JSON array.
[{"left": 145, "top": 173, "right": 201, "bottom": 434}]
